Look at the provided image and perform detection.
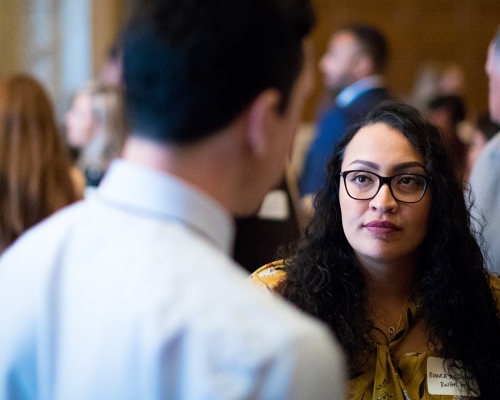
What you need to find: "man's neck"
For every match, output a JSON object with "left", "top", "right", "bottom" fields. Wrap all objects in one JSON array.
[{"left": 121, "top": 132, "right": 258, "bottom": 217}]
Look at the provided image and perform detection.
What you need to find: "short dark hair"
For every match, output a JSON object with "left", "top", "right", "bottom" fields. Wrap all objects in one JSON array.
[
  {"left": 121, "top": 0, "right": 315, "bottom": 144},
  {"left": 428, "top": 94, "right": 467, "bottom": 124},
  {"left": 341, "top": 23, "right": 389, "bottom": 73}
]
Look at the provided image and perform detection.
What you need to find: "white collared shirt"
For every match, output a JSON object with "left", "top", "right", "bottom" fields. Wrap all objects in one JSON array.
[
  {"left": 336, "top": 75, "right": 385, "bottom": 108},
  {"left": 0, "top": 159, "right": 345, "bottom": 400}
]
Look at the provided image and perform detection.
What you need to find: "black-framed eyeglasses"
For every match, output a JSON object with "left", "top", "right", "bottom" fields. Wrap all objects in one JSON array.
[{"left": 339, "top": 170, "right": 431, "bottom": 203}]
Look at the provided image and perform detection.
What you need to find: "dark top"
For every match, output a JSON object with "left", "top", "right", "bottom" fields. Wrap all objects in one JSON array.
[{"left": 233, "top": 178, "right": 300, "bottom": 273}]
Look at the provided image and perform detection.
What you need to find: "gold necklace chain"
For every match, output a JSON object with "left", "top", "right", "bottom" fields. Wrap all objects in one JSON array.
[
  {"left": 371, "top": 294, "right": 412, "bottom": 340},
  {"left": 372, "top": 308, "right": 397, "bottom": 339}
]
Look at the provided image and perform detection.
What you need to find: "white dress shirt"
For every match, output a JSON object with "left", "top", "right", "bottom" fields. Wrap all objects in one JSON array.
[{"left": 0, "top": 159, "right": 345, "bottom": 400}]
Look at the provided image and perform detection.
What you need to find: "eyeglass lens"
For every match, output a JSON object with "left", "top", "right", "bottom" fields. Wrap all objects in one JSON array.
[{"left": 343, "top": 171, "right": 427, "bottom": 203}]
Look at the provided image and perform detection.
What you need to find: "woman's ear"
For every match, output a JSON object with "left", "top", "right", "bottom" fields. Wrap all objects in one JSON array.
[{"left": 246, "top": 89, "right": 281, "bottom": 157}]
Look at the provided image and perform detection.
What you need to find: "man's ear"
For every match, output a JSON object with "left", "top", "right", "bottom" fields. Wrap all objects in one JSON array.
[{"left": 246, "top": 89, "right": 281, "bottom": 157}]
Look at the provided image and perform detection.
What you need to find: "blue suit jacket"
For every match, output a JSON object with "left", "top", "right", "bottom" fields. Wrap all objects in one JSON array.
[{"left": 299, "top": 87, "right": 390, "bottom": 196}]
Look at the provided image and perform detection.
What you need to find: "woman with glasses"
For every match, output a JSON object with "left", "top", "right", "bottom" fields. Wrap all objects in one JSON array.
[{"left": 251, "top": 102, "right": 500, "bottom": 398}]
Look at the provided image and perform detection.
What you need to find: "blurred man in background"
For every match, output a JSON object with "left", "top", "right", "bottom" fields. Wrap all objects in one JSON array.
[
  {"left": 299, "top": 23, "right": 390, "bottom": 212},
  {"left": 469, "top": 27, "right": 500, "bottom": 274}
]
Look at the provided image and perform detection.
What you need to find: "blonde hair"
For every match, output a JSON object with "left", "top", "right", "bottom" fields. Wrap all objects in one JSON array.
[
  {"left": 0, "top": 74, "right": 81, "bottom": 252},
  {"left": 77, "top": 82, "right": 126, "bottom": 175}
]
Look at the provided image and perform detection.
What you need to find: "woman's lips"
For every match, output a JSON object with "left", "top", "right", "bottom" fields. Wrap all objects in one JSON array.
[{"left": 364, "top": 220, "right": 401, "bottom": 233}]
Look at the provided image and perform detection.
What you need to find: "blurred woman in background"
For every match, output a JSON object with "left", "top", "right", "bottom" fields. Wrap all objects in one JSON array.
[
  {"left": 0, "top": 74, "right": 82, "bottom": 253},
  {"left": 66, "top": 82, "right": 126, "bottom": 188},
  {"left": 427, "top": 94, "right": 468, "bottom": 182}
]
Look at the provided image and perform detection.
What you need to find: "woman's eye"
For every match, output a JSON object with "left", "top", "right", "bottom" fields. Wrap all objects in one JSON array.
[
  {"left": 399, "top": 175, "right": 423, "bottom": 185},
  {"left": 352, "top": 174, "right": 373, "bottom": 184}
]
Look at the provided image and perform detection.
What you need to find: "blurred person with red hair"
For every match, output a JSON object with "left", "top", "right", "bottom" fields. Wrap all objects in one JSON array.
[{"left": 0, "top": 74, "right": 83, "bottom": 253}]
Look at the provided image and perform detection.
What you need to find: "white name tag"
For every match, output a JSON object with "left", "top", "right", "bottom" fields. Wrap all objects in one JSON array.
[
  {"left": 257, "top": 190, "right": 289, "bottom": 220},
  {"left": 427, "top": 356, "right": 479, "bottom": 397}
]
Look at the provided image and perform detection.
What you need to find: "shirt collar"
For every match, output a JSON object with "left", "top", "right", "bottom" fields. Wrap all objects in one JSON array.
[
  {"left": 336, "top": 75, "right": 385, "bottom": 108},
  {"left": 96, "top": 159, "right": 235, "bottom": 255}
]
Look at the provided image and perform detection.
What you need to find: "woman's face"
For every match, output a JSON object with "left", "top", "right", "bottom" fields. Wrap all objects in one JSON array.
[
  {"left": 339, "top": 122, "right": 432, "bottom": 267},
  {"left": 65, "top": 91, "right": 94, "bottom": 147}
]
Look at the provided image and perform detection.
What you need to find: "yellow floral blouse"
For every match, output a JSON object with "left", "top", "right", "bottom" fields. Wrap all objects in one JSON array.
[{"left": 250, "top": 260, "right": 500, "bottom": 400}]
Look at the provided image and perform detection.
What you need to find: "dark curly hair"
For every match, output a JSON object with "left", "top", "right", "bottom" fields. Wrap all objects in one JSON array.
[{"left": 280, "top": 102, "right": 500, "bottom": 397}]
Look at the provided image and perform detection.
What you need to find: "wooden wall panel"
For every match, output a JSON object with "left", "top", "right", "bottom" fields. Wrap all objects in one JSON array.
[
  {"left": 304, "top": 0, "right": 500, "bottom": 122},
  {"left": 0, "top": 0, "right": 19, "bottom": 76},
  {"left": 91, "top": 0, "right": 126, "bottom": 77}
]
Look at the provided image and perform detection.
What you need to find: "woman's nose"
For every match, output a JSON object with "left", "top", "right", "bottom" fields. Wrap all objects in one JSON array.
[{"left": 369, "top": 183, "right": 398, "bottom": 212}]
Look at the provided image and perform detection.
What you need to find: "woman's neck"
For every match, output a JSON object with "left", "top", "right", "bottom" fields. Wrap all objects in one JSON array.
[{"left": 359, "top": 254, "right": 419, "bottom": 304}]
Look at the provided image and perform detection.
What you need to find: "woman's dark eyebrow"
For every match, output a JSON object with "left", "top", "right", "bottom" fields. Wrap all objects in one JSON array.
[
  {"left": 347, "top": 160, "right": 425, "bottom": 172},
  {"left": 392, "top": 161, "right": 426, "bottom": 172},
  {"left": 347, "top": 160, "right": 379, "bottom": 169}
]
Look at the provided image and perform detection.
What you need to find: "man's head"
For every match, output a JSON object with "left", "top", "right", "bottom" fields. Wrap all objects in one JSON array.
[
  {"left": 428, "top": 95, "right": 466, "bottom": 133},
  {"left": 121, "top": 0, "right": 315, "bottom": 144},
  {"left": 486, "top": 27, "right": 500, "bottom": 123},
  {"left": 319, "top": 23, "right": 388, "bottom": 94}
]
